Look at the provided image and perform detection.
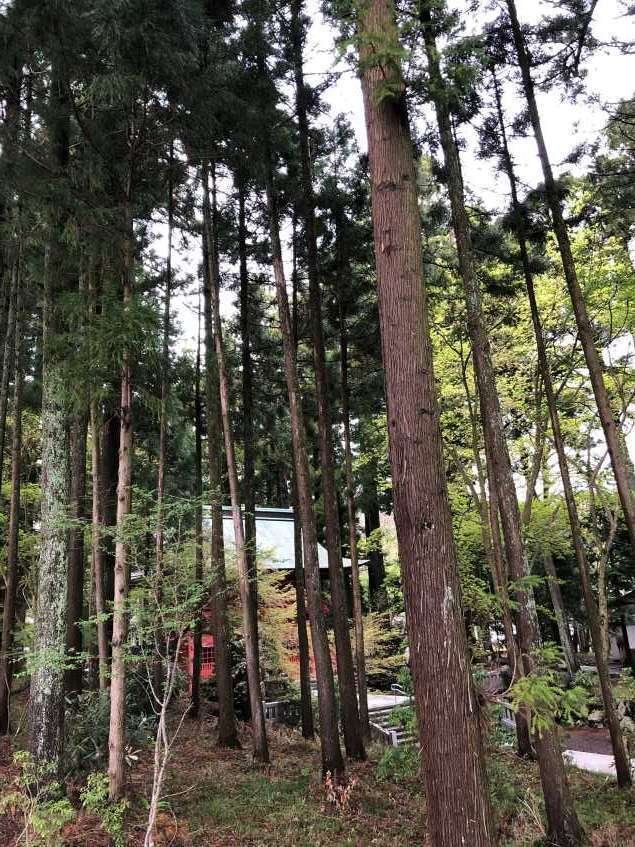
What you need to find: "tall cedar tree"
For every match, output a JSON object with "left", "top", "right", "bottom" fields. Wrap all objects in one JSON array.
[
  {"left": 200, "top": 162, "right": 240, "bottom": 749},
  {"left": 356, "top": 2, "right": 496, "bottom": 844},
  {"left": 28, "top": 54, "right": 72, "bottom": 772},
  {"left": 259, "top": 91, "right": 345, "bottom": 776},
  {"left": 289, "top": 0, "right": 365, "bottom": 760}
]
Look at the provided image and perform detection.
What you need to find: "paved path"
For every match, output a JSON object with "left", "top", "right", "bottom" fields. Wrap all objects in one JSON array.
[
  {"left": 564, "top": 749, "right": 635, "bottom": 778},
  {"left": 367, "top": 693, "right": 411, "bottom": 710}
]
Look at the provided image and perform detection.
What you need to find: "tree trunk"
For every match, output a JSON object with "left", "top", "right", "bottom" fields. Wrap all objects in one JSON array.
[
  {"left": 424, "top": 3, "right": 588, "bottom": 841},
  {"left": 505, "top": 0, "right": 635, "bottom": 557},
  {"left": 291, "top": 0, "right": 364, "bottom": 761},
  {"left": 290, "top": 246, "right": 315, "bottom": 740},
  {"left": 364, "top": 500, "right": 386, "bottom": 610},
  {"left": 190, "top": 294, "right": 204, "bottom": 719},
  {"left": 154, "top": 143, "right": 174, "bottom": 699},
  {"left": 491, "top": 67, "right": 629, "bottom": 787},
  {"left": 28, "top": 58, "right": 72, "bottom": 774},
  {"left": 65, "top": 410, "right": 88, "bottom": 697},
  {"left": 0, "top": 280, "right": 23, "bottom": 733},
  {"left": 237, "top": 175, "right": 258, "bottom": 623},
  {"left": 200, "top": 163, "right": 240, "bottom": 750},
  {"left": 90, "top": 397, "right": 109, "bottom": 690},
  {"left": 543, "top": 553, "right": 578, "bottom": 677},
  {"left": 108, "top": 208, "right": 134, "bottom": 801},
  {"left": 0, "top": 261, "right": 18, "bottom": 491},
  {"left": 336, "top": 218, "right": 369, "bottom": 739},
  {"left": 101, "top": 411, "right": 119, "bottom": 650},
  {"left": 358, "top": 3, "right": 495, "bottom": 843},
  {"left": 203, "top": 161, "right": 269, "bottom": 764},
  {"left": 263, "top": 136, "right": 344, "bottom": 779}
]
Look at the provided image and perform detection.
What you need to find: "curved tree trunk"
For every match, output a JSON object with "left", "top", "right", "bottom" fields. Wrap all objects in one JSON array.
[
  {"left": 491, "top": 67, "right": 630, "bottom": 788},
  {"left": 421, "top": 4, "right": 584, "bottom": 843},
  {"left": 504, "top": 0, "right": 635, "bottom": 559},
  {"left": 358, "top": 3, "right": 495, "bottom": 843}
]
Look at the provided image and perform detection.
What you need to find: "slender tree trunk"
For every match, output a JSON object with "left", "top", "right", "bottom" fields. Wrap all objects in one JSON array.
[
  {"left": 505, "top": 0, "right": 635, "bottom": 556},
  {"left": 190, "top": 294, "right": 204, "bottom": 719},
  {"left": 491, "top": 68, "right": 629, "bottom": 787},
  {"left": 65, "top": 410, "right": 88, "bottom": 697},
  {"left": 101, "top": 410, "right": 119, "bottom": 650},
  {"left": 108, "top": 207, "right": 134, "bottom": 801},
  {"left": 424, "top": 8, "right": 588, "bottom": 841},
  {"left": 358, "top": 4, "right": 495, "bottom": 843},
  {"left": 290, "top": 241, "right": 315, "bottom": 740},
  {"left": 203, "top": 162, "right": 269, "bottom": 764},
  {"left": 263, "top": 138, "right": 344, "bottom": 779},
  {"left": 336, "top": 224, "right": 369, "bottom": 739},
  {"left": 364, "top": 500, "right": 386, "bottom": 609},
  {"left": 237, "top": 175, "right": 258, "bottom": 622},
  {"left": 421, "top": 9, "right": 585, "bottom": 842},
  {"left": 90, "top": 397, "right": 109, "bottom": 690},
  {"left": 200, "top": 163, "right": 239, "bottom": 749},
  {"left": 0, "top": 280, "right": 23, "bottom": 733},
  {"left": 154, "top": 143, "right": 174, "bottom": 694},
  {"left": 291, "top": 0, "right": 364, "bottom": 761},
  {"left": 543, "top": 553, "right": 578, "bottom": 675},
  {"left": 0, "top": 261, "right": 18, "bottom": 490},
  {"left": 28, "top": 58, "right": 72, "bottom": 773},
  {"left": 291, "top": 479, "right": 315, "bottom": 738}
]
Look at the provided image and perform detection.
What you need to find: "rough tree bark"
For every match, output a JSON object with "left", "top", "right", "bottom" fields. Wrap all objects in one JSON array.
[
  {"left": 420, "top": 7, "right": 585, "bottom": 843},
  {"left": 491, "top": 68, "right": 630, "bottom": 787},
  {"left": 28, "top": 57, "right": 72, "bottom": 773},
  {"left": 358, "top": 3, "right": 495, "bottom": 843},
  {"left": 0, "top": 277, "right": 23, "bottom": 733},
  {"left": 291, "top": 0, "right": 365, "bottom": 760},
  {"left": 263, "top": 137, "right": 344, "bottom": 778},
  {"left": 200, "top": 162, "right": 240, "bottom": 749},
  {"left": 505, "top": 0, "right": 635, "bottom": 556},
  {"left": 203, "top": 162, "right": 269, "bottom": 764}
]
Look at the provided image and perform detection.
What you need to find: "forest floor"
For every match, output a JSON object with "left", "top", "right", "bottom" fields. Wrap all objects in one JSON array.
[{"left": 1, "top": 702, "right": 635, "bottom": 846}]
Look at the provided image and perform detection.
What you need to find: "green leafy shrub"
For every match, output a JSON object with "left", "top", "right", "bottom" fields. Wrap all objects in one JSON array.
[
  {"left": 389, "top": 704, "right": 417, "bottom": 735},
  {"left": 0, "top": 751, "right": 75, "bottom": 846},
  {"left": 509, "top": 644, "right": 589, "bottom": 735},
  {"left": 80, "top": 772, "right": 129, "bottom": 847},
  {"left": 65, "top": 680, "right": 155, "bottom": 774},
  {"left": 376, "top": 745, "right": 420, "bottom": 782}
]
